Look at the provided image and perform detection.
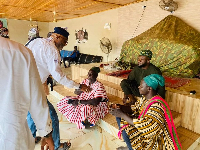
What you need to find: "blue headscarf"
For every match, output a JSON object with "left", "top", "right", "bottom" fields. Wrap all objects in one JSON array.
[{"left": 143, "top": 74, "right": 165, "bottom": 90}]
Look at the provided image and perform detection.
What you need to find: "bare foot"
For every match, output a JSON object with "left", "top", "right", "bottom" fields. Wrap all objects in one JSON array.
[{"left": 116, "top": 146, "right": 129, "bottom": 150}]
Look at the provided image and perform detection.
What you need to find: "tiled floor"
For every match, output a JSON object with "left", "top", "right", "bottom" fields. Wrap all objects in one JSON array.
[{"left": 34, "top": 80, "right": 126, "bottom": 150}]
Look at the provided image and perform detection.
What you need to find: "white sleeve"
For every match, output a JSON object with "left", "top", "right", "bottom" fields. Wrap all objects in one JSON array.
[
  {"left": 46, "top": 51, "right": 80, "bottom": 89},
  {"left": 29, "top": 54, "right": 52, "bottom": 137}
]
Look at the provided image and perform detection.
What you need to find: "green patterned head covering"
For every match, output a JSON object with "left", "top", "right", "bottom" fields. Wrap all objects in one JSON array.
[
  {"left": 143, "top": 74, "right": 165, "bottom": 90},
  {"left": 140, "top": 50, "right": 152, "bottom": 59},
  {"left": 90, "top": 67, "right": 100, "bottom": 74}
]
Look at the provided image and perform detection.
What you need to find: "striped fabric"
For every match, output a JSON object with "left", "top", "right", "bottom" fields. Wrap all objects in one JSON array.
[
  {"left": 138, "top": 96, "right": 182, "bottom": 150},
  {"left": 120, "top": 96, "right": 178, "bottom": 150},
  {"left": 57, "top": 79, "right": 108, "bottom": 129}
]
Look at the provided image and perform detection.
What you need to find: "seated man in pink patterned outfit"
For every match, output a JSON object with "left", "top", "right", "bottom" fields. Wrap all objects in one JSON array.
[{"left": 57, "top": 67, "right": 108, "bottom": 129}]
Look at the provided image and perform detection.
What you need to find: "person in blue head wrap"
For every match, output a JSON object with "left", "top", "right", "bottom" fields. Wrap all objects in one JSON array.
[
  {"left": 143, "top": 74, "right": 165, "bottom": 90},
  {"left": 110, "top": 74, "right": 182, "bottom": 150},
  {"left": 120, "top": 49, "right": 165, "bottom": 106}
]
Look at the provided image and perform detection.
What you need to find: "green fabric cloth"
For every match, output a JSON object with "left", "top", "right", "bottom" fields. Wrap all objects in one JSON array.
[
  {"left": 143, "top": 74, "right": 165, "bottom": 90},
  {"left": 120, "top": 64, "right": 165, "bottom": 98},
  {"left": 140, "top": 50, "right": 152, "bottom": 59},
  {"left": 119, "top": 15, "right": 200, "bottom": 78}
]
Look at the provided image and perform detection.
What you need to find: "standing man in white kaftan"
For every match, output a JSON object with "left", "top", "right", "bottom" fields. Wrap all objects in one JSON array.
[
  {"left": 0, "top": 37, "right": 54, "bottom": 150},
  {"left": 26, "top": 27, "right": 90, "bottom": 149}
]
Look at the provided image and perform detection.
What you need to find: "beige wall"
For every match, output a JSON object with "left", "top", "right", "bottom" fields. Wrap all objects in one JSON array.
[
  {"left": 6, "top": 0, "right": 200, "bottom": 62},
  {"left": 49, "top": 9, "right": 118, "bottom": 62},
  {"left": 7, "top": 19, "right": 49, "bottom": 45},
  {"left": 49, "top": 0, "right": 200, "bottom": 62}
]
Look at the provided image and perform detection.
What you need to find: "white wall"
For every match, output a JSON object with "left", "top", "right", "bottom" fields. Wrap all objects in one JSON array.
[
  {"left": 7, "top": 19, "right": 49, "bottom": 45},
  {"left": 6, "top": 0, "right": 200, "bottom": 62},
  {"left": 49, "top": 0, "right": 200, "bottom": 62}
]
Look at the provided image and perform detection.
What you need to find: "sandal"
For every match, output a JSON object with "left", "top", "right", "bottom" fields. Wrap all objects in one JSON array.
[
  {"left": 58, "top": 142, "right": 71, "bottom": 150},
  {"left": 90, "top": 123, "right": 95, "bottom": 127},
  {"left": 81, "top": 121, "right": 86, "bottom": 126},
  {"left": 116, "top": 146, "right": 129, "bottom": 150}
]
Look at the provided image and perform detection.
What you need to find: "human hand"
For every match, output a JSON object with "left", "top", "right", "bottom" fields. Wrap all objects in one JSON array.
[
  {"left": 109, "top": 108, "right": 124, "bottom": 118},
  {"left": 74, "top": 89, "right": 83, "bottom": 95},
  {"left": 41, "top": 136, "right": 54, "bottom": 150},
  {"left": 123, "top": 98, "right": 128, "bottom": 104},
  {"left": 80, "top": 84, "right": 91, "bottom": 93},
  {"left": 108, "top": 103, "right": 121, "bottom": 109},
  {"left": 71, "top": 100, "right": 78, "bottom": 107},
  {"left": 67, "top": 99, "right": 74, "bottom": 104},
  {"left": 120, "top": 105, "right": 133, "bottom": 114}
]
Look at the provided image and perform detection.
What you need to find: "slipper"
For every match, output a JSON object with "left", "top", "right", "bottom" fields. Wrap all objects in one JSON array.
[
  {"left": 90, "top": 123, "right": 95, "bottom": 127},
  {"left": 81, "top": 121, "right": 86, "bottom": 126},
  {"left": 35, "top": 136, "right": 41, "bottom": 144},
  {"left": 58, "top": 142, "right": 71, "bottom": 150}
]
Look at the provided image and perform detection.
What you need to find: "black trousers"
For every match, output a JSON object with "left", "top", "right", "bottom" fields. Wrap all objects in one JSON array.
[{"left": 63, "top": 57, "right": 76, "bottom": 67}]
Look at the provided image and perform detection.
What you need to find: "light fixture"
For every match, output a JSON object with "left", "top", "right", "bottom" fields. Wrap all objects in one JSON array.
[
  {"left": 29, "top": 17, "right": 38, "bottom": 27},
  {"left": 53, "top": 18, "right": 57, "bottom": 22},
  {"left": 53, "top": 11, "right": 56, "bottom": 15},
  {"left": 104, "top": 23, "right": 111, "bottom": 30},
  {"left": 53, "top": 10, "right": 57, "bottom": 22}
]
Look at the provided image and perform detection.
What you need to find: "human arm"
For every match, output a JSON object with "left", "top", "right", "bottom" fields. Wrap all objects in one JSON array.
[
  {"left": 75, "top": 51, "right": 79, "bottom": 58},
  {"left": 47, "top": 50, "right": 91, "bottom": 92},
  {"left": 72, "top": 81, "right": 107, "bottom": 106},
  {"left": 109, "top": 103, "right": 132, "bottom": 113},
  {"left": 69, "top": 97, "right": 102, "bottom": 107},
  {"left": 80, "top": 97, "right": 102, "bottom": 106},
  {"left": 127, "top": 67, "right": 136, "bottom": 80},
  {"left": 131, "top": 103, "right": 163, "bottom": 139},
  {"left": 69, "top": 51, "right": 75, "bottom": 57},
  {"left": 109, "top": 108, "right": 134, "bottom": 126},
  {"left": 74, "top": 88, "right": 83, "bottom": 95},
  {"left": 74, "top": 85, "right": 92, "bottom": 95},
  {"left": 46, "top": 50, "right": 80, "bottom": 89},
  {"left": 110, "top": 102, "right": 163, "bottom": 139},
  {"left": 86, "top": 81, "right": 108, "bottom": 106},
  {"left": 28, "top": 53, "right": 54, "bottom": 149},
  {"left": 41, "top": 132, "right": 54, "bottom": 150}
]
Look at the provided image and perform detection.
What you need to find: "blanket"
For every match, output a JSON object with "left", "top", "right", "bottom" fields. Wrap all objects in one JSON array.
[{"left": 106, "top": 70, "right": 191, "bottom": 88}]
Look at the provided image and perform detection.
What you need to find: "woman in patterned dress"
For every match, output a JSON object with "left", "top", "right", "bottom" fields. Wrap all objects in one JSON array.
[
  {"left": 110, "top": 74, "right": 182, "bottom": 150},
  {"left": 57, "top": 67, "right": 108, "bottom": 129}
]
